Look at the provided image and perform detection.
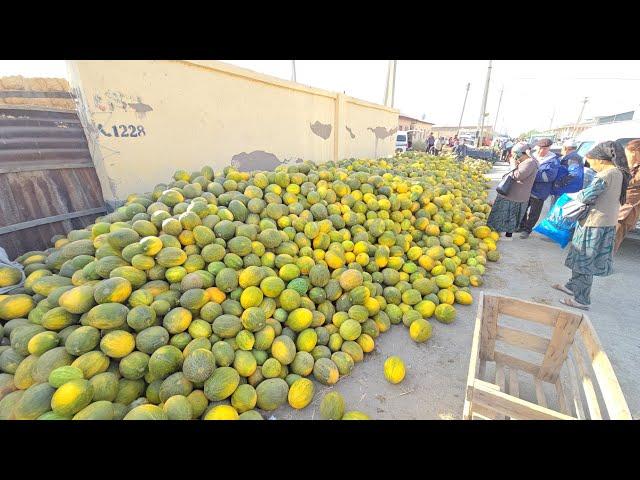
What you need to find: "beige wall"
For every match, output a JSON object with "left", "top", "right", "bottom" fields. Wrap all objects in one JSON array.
[{"left": 67, "top": 60, "right": 398, "bottom": 205}]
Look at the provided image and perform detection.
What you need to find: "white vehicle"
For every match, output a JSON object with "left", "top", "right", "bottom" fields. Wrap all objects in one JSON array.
[
  {"left": 395, "top": 132, "right": 409, "bottom": 153},
  {"left": 575, "top": 120, "right": 640, "bottom": 239},
  {"left": 575, "top": 120, "right": 640, "bottom": 158},
  {"left": 459, "top": 134, "right": 475, "bottom": 146}
]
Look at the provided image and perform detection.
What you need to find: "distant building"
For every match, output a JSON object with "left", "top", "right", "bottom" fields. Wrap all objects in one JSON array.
[
  {"left": 430, "top": 125, "right": 495, "bottom": 143},
  {"left": 398, "top": 114, "right": 435, "bottom": 141},
  {"left": 550, "top": 109, "right": 636, "bottom": 140}
]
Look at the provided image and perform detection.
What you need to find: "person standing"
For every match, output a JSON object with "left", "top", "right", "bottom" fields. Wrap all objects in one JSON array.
[
  {"left": 552, "top": 141, "right": 630, "bottom": 310},
  {"left": 614, "top": 139, "right": 640, "bottom": 253},
  {"left": 453, "top": 139, "right": 467, "bottom": 162},
  {"left": 487, "top": 142, "right": 538, "bottom": 240},
  {"left": 434, "top": 136, "right": 443, "bottom": 156},
  {"left": 550, "top": 139, "right": 584, "bottom": 205},
  {"left": 501, "top": 138, "right": 514, "bottom": 162},
  {"left": 518, "top": 138, "right": 561, "bottom": 238},
  {"left": 426, "top": 132, "right": 436, "bottom": 154}
]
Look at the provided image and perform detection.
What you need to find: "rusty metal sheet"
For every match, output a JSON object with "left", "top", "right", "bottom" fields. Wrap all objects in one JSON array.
[{"left": 0, "top": 107, "right": 105, "bottom": 259}]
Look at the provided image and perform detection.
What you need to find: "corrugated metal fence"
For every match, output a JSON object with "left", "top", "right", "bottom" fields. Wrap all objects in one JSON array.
[{"left": 0, "top": 106, "right": 106, "bottom": 259}]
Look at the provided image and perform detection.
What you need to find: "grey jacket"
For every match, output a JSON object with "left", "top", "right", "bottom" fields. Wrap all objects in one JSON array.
[{"left": 499, "top": 156, "right": 539, "bottom": 203}]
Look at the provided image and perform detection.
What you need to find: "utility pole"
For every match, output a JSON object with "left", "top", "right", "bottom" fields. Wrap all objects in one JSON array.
[
  {"left": 383, "top": 60, "right": 397, "bottom": 108},
  {"left": 549, "top": 107, "right": 555, "bottom": 130},
  {"left": 492, "top": 86, "right": 503, "bottom": 136},
  {"left": 572, "top": 97, "right": 589, "bottom": 137},
  {"left": 291, "top": 60, "right": 297, "bottom": 82},
  {"left": 457, "top": 82, "right": 470, "bottom": 137},
  {"left": 477, "top": 60, "right": 493, "bottom": 147}
]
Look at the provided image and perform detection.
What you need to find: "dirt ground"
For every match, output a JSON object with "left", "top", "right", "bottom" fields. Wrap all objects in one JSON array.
[{"left": 274, "top": 163, "right": 640, "bottom": 420}]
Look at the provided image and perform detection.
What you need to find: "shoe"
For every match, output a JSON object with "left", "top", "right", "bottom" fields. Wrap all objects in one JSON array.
[
  {"left": 519, "top": 232, "right": 530, "bottom": 239},
  {"left": 560, "top": 297, "right": 589, "bottom": 311}
]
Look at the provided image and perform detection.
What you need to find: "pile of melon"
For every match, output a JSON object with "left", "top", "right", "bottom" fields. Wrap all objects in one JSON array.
[{"left": 0, "top": 152, "right": 499, "bottom": 420}]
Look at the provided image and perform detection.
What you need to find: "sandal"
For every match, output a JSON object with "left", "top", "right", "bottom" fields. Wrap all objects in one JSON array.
[
  {"left": 552, "top": 284, "right": 573, "bottom": 295},
  {"left": 560, "top": 297, "right": 589, "bottom": 311}
]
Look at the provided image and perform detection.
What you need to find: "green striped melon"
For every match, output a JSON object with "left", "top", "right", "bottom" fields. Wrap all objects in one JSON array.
[
  {"left": 204, "top": 366, "right": 239, "bottom": 401},
  {"left": 93, "top": 277, "right": 132, "bottom": 304},
  {"left": 313, "top": 358, "right": 339, "bottom": 385},
  {"left": 159, "top": 371, "right": 193, "bottom": 403},
  {"left": 135, "top": 326, "right": 170, "bottom": 354},
  {"left": 255, "top": 378, "right": 289, "bottom": 411},
  {"left": 124, "top": 404, "right": 168, "bottom": 420},
  {"left": 14, "top": 383, "right": 56, "bottom": 420},
  {"left": 287, "top": 377, "right": 314, "bottom": 409},
  {"left": 72, "top": 400, "right": 114, "bottom": 420},
  {"left": 51, "top": 379, "right": 94, "bottom": 417},
  {"left": 163, "top": 395, "right": 193, "bottom": 420},
  {"left": 41, "top": 307, "right": 78, "bottom": 331},
  {"left": 182, "top": 349, "right": 215, "bottom": 383},
  {"left": 100, "top": 330, "right": 136, "bottom": 358},
  {"left": 86, "top": 303, "right": 129, "bottom": 329},
  {"left": 231, "top": 384, "right": 257, "bottom": 413},
  {"left": 119, "top": 352, "right": 150, "bottom": 380},
  {"left": 320, "top": 391, "right": 345, "bottom": 420},
  {"left": 290, "top": 351, "right": 314, "bottom": 377},
  {"left": 13, "top": 354, "right": 39, "bottom": 390},
  {"left": 89, "top": 372, "right": 119, "bottom": 402},
  {"left": 148, "top": 345, "right": 184, "bottom": 380},
  {"left": 48, "top": 365, "right": 84, "bottom": 388},
  {"left": 64, "top": 326, "right": 100, "bottom": 356},
  {"left": 59, "top": 285, "right": 97, "bottom": 314},
  {"left": 71, "top": 351, "right": 110, "bottom": 379}
]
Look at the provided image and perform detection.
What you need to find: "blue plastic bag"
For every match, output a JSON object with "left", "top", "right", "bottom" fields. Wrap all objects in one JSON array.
[{"left": 533, "top": 193, "right": 577, "bottom": 248}]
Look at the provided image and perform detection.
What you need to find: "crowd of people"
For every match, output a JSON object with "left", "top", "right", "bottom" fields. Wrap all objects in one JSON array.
[{"left": 485, "top": 137, "right": 640, "bottom": 311}]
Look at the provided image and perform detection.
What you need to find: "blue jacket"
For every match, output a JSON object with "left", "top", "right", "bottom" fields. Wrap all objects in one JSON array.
[
  {"left": 530, "top": 153, "right": 561, "bottom": 200},
  {"left": 551, "top": 151, "right": 584, "bottom": 196}
]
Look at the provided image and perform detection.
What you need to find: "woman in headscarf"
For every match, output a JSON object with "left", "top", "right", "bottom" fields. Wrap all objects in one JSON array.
[
  {"left": 552, "top": 140, "right": 631, "bottom": 310},
  {"left": 486, "top": 142, "right": 538, "bottom": 240},
  {"left": 614, "top": 139, "right": 640, "bottom": 253}
]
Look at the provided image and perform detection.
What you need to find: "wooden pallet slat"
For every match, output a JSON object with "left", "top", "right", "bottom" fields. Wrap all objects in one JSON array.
[
  {"left": 566, "top": 350, "right": 586, "bottom": 420},
  {"left": 494, "top": 361, "right": 506, "bottom": 420},
  {"left": 472, "top": 380, "right": 574, "bottom": 420},
  {"left": 479, "top": 294, "right": 499, "bottom": 361},
  {"left": 495, "top": 295, "right": 559, "bottom": 326},
  {"left": 576, "top": 319, "right": 632, "bottom": 420},
  {"left": 555, "top": 378, "right": 570, "bottom": 415},
  {"left": 496, "top": 325, "right": 550, "bottom": 355},
  {"left": 537, "top": 311, "right": 583, "bottom": 382},
  {"left": 570, "top": 344, "right": 602, "bottom": 420},
  {"left": 463, "top": 294, "right": 484, "bottom": 420},
  {"left": 535, "top": 378, "right": 548, "bottom": 408},
  {"left": 493, "top": 351, "right": 540, "bottom": 376}
]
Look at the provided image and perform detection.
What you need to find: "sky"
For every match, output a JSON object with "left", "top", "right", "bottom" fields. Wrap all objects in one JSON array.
[{"left": 2, "top": 60, "right": 639, "bottom": 136}]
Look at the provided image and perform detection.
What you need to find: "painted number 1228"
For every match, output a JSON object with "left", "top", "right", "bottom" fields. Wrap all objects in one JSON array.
[{"left": 98, "top": 124, "right": 146, "bottom": 137}]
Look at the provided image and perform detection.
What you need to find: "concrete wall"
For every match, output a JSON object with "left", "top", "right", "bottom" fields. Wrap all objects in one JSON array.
[{"left": 66, "top": 60, "right": 399, "bottom": 206}]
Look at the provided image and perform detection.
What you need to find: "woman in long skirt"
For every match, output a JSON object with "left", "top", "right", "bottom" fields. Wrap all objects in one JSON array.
[
  {"left": 552, "top": 141, "right": 631, "bottom": 310},
  {"left": 487, "top": 142, "right": 539, "bottom": 240}
]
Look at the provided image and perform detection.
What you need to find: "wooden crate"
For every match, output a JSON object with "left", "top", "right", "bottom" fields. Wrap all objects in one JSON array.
[{"left": 463, "top": 293, "right": 631, "bottom": 420}]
